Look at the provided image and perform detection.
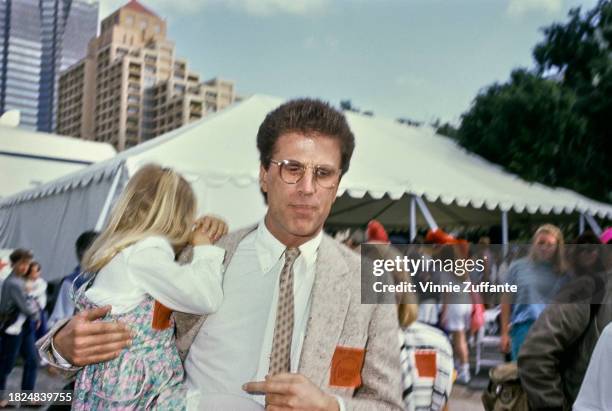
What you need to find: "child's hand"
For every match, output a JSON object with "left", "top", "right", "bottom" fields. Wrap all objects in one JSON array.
[{"left": 192, "top": 215, "right": 228, "bottom": 245}]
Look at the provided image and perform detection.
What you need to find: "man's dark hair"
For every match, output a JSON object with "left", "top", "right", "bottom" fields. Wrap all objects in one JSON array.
[
  {"left": 257, "top": 98, "right": 355, "bottom": 175},
  {"left": 75, "top": 230, "right": 99, "bottom": 262},
  {"left": 9, "top": 248, "right": 33, "bottom": 265}
]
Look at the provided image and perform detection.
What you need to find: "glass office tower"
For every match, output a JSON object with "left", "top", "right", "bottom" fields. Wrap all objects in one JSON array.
[{"left": 0, "top": 0, "right": 97, "bottom": 131}]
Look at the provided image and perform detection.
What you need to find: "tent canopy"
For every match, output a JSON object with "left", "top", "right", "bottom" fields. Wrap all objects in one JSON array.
[
  {"left": 1, "top": 95, "right": 611, "bottom": 280},
  {"left": 0, "top": 125, "right": 116, "bottom": 198}
]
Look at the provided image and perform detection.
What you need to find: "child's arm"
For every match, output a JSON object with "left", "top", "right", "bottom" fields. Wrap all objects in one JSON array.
[{"left": 127, "top": 237, "right": 224, "bottom": 315}]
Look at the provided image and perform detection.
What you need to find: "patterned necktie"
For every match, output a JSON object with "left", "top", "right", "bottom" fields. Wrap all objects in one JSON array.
[{"left": 268, "top": 247, "right": 300, "bottom": 375}]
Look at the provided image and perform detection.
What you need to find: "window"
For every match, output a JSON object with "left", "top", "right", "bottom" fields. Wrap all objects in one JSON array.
[{"left": 126, "top": 15, "right": 134, "bottom": 25}]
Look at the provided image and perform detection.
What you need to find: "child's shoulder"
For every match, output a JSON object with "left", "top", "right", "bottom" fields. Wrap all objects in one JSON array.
[{"left": 127, "top": 235, "right": 173, "bottom": 255}]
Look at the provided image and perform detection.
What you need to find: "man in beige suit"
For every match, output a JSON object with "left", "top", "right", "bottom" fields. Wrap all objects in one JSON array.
[{"left": 41, "top": 98, "right": 402, "bottom": 410}]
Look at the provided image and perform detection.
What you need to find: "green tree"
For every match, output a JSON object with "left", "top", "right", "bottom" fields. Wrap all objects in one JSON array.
[
  {"left": 458, "top": 69, "right": 587, "bottom": 188},
  {"left": 457, "top": 0, "right": 611, "bottom": 202}
]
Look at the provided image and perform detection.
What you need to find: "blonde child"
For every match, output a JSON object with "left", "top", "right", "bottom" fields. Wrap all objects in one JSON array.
[{"left": 71, "top": 164, "right": 227, "bottom": 410}]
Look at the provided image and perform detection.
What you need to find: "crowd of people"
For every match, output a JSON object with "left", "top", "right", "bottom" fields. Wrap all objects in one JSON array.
[
  {"left": 340, "top": 219, "right": 611, "bottom": 411},
  {"left": 0, "top": 98, "right": 609, "bottom": 411},
  {"left": 0, "top": 249, "right": 47, "bottom": 407}
]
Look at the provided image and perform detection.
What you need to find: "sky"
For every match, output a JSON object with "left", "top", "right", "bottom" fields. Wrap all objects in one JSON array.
[{"left": 98, "top": 0, "right": 598, "bottom": 125}]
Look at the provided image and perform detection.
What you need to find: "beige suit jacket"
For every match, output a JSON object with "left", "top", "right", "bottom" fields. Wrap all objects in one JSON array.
[
  {"left": 175, "top": 226, "right": 403, "bottom": 411},
  {"left": 38, "top": 226, "right": 402, "bottom": 410}
]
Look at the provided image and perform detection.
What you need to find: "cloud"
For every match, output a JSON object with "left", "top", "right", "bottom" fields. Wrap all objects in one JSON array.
[
  {"left": 506, "top": 0, "right": 563, "bottom": 17},
  {"left": 98, "top": 0, "right": 329, "bottom": 20}
]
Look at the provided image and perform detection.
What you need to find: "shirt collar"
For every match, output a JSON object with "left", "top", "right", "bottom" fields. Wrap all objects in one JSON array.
[{"left": 255, "top": 219, "right": 323, "bottom": 274}]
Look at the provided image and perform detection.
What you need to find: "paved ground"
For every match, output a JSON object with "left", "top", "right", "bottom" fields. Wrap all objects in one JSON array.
[
  {"left": 4, "top": 363, "right": 493, "bottom": 410},
  {"left": 3, "top": 364, "right": 67, "bottom": 410}
]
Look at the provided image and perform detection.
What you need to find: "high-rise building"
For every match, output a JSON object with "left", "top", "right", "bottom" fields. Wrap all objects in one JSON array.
[
  {"left": 39, "top": 0, "right": 98, "bottom": 132},
  {"left": 57, "top": 0, "right": 236, "bottom": 151},
  {"left": 0, "top": 0, "right": 43, "bottom": 129},
  {"left": 0, "top": 0, "right": 98, "bottom": 131}
]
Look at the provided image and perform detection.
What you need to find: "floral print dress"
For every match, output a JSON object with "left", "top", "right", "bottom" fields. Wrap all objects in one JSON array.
[{"left": 71, "top": 275, "right": 186, "bottom": 410}]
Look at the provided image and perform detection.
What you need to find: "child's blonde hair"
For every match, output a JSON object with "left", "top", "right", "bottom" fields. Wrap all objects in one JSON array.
[
  {"left": 528, "top": 223, "right": 567, "bottom": 274},
  {"left": 83, "top": 164, "right": 196, "bottom": 273}
]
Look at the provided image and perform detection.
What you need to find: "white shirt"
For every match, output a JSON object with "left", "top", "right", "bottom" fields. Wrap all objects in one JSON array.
[
  {"left": 84, "top": 236, "right": 225, "bottom": 315},
  {"left": 29, "top": 277, "right": 47, "bottom": 310},
  {"left": 573, "top": 323, "right": 612, "bottom": 411},
  {"left": 185, "top": 222, "right": 322, "bottom": 409}
]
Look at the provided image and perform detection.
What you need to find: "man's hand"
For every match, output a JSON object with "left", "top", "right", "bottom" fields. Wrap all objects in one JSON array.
[
  {"left": 243, "top": 373, "right": 340, "bottom": 411},
  {"left": 53, "top": 306, "right": 132, "bottom": 367}
]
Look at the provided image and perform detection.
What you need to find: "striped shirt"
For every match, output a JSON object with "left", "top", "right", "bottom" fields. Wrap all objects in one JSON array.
[{"left": 400, "top": 322, "right": 454, "bottom": 411}]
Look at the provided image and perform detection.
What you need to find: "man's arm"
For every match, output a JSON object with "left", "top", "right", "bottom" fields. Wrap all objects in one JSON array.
[
  {"left": 517, "top": 302, "right": 590, "bottom": 410},
  {"left": 342, "top": 303, "right": 403, "bottom": 411},
  {"left": 37, "top": 306, "right": 132, "bottom": 370},
  {"left": 8, "top": 281, "right": 38, "bottom": 318}
]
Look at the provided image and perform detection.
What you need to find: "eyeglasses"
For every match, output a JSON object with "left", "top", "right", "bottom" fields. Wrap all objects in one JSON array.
[{"left": 270, "top": 159, "right": 340, "bottom": 189}]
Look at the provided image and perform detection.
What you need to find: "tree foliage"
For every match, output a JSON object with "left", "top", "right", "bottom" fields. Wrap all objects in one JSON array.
[{"left": 458, "top": 0, "right": 611, "bottom": 203}]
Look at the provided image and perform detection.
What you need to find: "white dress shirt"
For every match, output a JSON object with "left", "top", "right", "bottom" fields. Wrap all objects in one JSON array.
[
  {"left": 185, "top": 222, "right": 324, "bottom": 409},
  {"left": 84, "top": 236, "right": 225, "bottom": 315}
]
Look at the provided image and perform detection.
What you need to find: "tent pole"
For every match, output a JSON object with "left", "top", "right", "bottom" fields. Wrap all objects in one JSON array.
[
  {"left": 95, "top": 165, "right": 123, "bottom": 230},
  {"left": 410, "top": 195, "right": 416, "bottom": 242},
  {"left": 583, "top": 213, "right": 602, "bottom": 236},
  {"left": 415, "top": 196, "right": 438, "bottom": 231},
  {"left": 579, "top": 214, "right": 585, "bottom": 235},
  {"left": 502, "top": 211, "right": 509, "bottom": 257}
]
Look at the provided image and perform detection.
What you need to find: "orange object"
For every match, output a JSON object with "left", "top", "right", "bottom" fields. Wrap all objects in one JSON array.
[
  {"left": 414, "top": 350, "right": 437, "bottom": 378},
  {"left": 329, "top": 346, "right": 366, "bottom": 388},
  {"left": 367, "top": 220, "right": 390, "bottom": 243},
  {"left": 425, "top": 229, "right": 470, "bottom": 258},
  {"left": 151, "top": 300, "right": 173, "bottom": 330}
]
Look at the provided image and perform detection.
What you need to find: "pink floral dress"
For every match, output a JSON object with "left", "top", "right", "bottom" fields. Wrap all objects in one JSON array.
[{"left": 71, "top": 275, "right": 186, "bottom": 410}]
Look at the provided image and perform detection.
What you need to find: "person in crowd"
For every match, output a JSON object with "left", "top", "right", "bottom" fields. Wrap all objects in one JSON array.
[
  {"left": 63, "top": 164, "right": 228, "bottom": 410},
  {"left": 518, "top": 231, "right": 611, "bottom": 410},
  {"left": 26, "top": 262, "right": 48, "bottom": 340},
  {"left": 398, "top": 303, "right": 453, "bottom": 411},
  {"left": 500, "top": 224, "right": 567, "bottom": 359},
  {"left": 0, "top": 249, "right": 40, "bottom": 408},
  {"left": 573, "top": 323, "right": 612, "bottom": 411},
  {"left": 437, "top": 244, "right": 473, "bottom": 384},
  {"left": 41, "top": 98, "right": 403, "bottom": 410},
  {"left": 47, "top": 231, "right": 99, "bottom": 329},
  {"left": 343, "top": 228, "right": 365, "bottom": 253}
]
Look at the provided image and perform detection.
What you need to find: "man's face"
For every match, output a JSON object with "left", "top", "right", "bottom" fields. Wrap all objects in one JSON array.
[
  {"left": 12, "top": 258, "right": 32, "bottom": 277},
  {"left": 260, "top": 132, "right": 342, "bottom": 247}
]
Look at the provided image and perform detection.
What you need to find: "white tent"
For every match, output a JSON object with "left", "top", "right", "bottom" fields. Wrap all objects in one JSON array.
[
  {"left": 1, "top": 95, "right": 610, "bottom": 281},
  {"left": 0, "top": 125, "right": 116, "bottom": 198}
]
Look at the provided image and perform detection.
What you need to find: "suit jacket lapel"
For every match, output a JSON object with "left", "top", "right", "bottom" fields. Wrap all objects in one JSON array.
[
  {"left": 175, "top": 225, "right": 257, "bottom": 359},
  {"left": 298, "top": 235, "right": 351, "bottom": 386}
]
